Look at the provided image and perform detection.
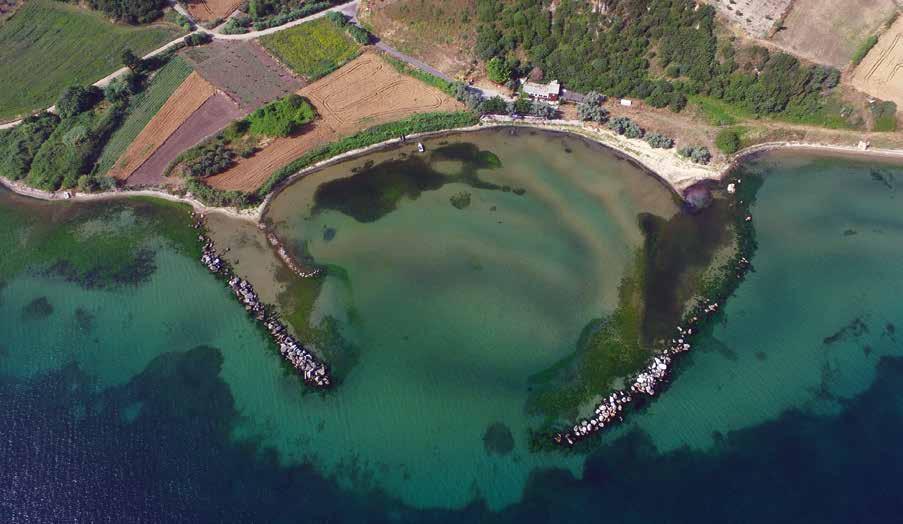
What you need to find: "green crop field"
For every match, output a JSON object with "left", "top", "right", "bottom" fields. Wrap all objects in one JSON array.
[
  {"left": 0, "top": 0, "right": 185, "bottom": 121},
  {"left": 259, "top": 18, "right": 360, "bottom": 80},
  {"left": 96, "top": 57, "right": 194, "bottom": 175}
]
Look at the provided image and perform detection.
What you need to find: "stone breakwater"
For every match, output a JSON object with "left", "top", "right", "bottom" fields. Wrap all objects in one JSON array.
[
  {"left": 554, "top": 179, "right": 755, "bottom": 447},
  {"left": 262, "top": 226, "right": 324, "bottom": 279},
  {"left": 194, "top": 214, "right": 331, "bottom": 388}
]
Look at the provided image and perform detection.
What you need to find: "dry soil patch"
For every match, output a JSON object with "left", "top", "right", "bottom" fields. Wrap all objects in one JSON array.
[
  {"left": 186, "top": 0, "right": 243, "bottom": 22},
  {"left": 770, "top": 0, "right": 898, "bottom": 67},
  {"left": 706, "top": 0, "right": 792, "bottom": 38}
]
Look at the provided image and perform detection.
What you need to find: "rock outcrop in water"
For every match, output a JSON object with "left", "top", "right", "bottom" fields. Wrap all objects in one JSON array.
[{"left": 194, "top": 214, "right": 331, "bottom": 388}]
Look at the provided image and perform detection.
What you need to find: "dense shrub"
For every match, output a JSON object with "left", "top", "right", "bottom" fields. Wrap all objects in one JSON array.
[
  {"left": 251, "top": 1, "right": 333, "bottom": 30},
  {"left": 184, "top": 140, "right": 235, "bottom": 178},
  {"left": 715, "top": 128, "right": 742, "bottom": 154},
  {"left": 27, "top": 104, "right": 125, "bottom": 190},
  {"left": 530, "top": 100, "right": 556, "bottom": 119},
  {"left": 0, "top": 112, "right": 60, "bottom": 181},
  {"left": 88, "top": 0, "right": 168, "bottom": 24},
  {"left": 678, "top": 145, "right": 712, "bottom": 165},
  {"left": 577, "top": 91, "right": 609, "bottom": 123},
  {"left": 608, "top": 117, "right": 644, "bottom": 139},
  {"left": 248, "top": 94, "right": 316, "bottom": 137},
  {"left": 184, "top": 32, "right": 213, "bottom": 47},
  {"left": 645, "top": 132, "right": 674, "bottom": 149},
  {"left": 486, "top": 57, "right": 511, "bottom": 84},
  {"left": 479, "top": 96, "right": 508, "bottom": 115},
  {"left": 56, "top": 86, "right": 103, "bottom": 119},
  {"left": 346, "top": 24, "right": 371, "bottom": 45},
  {"left": 475, "top": 0, "right": 847, "bottom": 126}
]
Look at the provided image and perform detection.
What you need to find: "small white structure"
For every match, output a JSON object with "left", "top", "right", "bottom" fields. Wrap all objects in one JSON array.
[
  {"left": 858, "top": 140, "right": 870, "bottom": 151},
  {"left": 620, "top": 99, "right": 633, "bottom": 107},
  {"left": 523, "top": 80, "right": 561, "bottom": 101}
]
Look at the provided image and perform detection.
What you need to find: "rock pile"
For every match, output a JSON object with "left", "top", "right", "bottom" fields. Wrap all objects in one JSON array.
[{"left": 194, "top": 213, "right": 331, "bottom": 388}]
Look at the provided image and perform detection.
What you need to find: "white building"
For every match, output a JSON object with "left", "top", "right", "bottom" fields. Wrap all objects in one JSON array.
[{"left": 523, "top": 80, "right": 561, "bottom": 101}]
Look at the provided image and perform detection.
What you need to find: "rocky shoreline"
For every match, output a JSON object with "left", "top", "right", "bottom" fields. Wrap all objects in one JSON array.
[
  {"left": 552, "top": 176, "right": 757, "bottom": 447},
  {"left": 194, "top": 214, "right": 331, "bottom": 388}
]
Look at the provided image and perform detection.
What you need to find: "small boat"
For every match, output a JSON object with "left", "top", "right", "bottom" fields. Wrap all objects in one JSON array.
[{"left": 417, "top": 142, "right": 425, "bottom": 153}]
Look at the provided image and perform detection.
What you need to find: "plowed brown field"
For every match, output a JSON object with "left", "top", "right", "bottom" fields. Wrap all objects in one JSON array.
[
  {"left": 206, "top": 52, "right": 463, "bottom": 192},
  {"left": 109, "top": 72, "right": 217, "bottom": 181},
  {"left": 186, "top": 0, "right": 242, "bottom": 22}
]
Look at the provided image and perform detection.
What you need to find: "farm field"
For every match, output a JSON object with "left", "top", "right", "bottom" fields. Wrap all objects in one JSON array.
[
  {"left": 258, "top": 17, "right": 361, "bottom": 80},
  {"left": 186, "top": 0, "right": 243, "bottom": 22},
  {"left": 360, "top": 0, "right": 478, "bottom": 77},
  {"left": 852, "top": 16, "right": 903, "bottom": 108},
  {"left": 126, "top": 93, "right": 242, "bottom": 187},
  {"left": 706, "top": 0, "right": 791, "bottom": 38},
  {"left": 770, "top": 0, "right": 899, "bottom": 67},
  {"left": 108, "top": 72, "right": 218, "bottom": 181},
  {"left": 96, "top": 58, "right": 195, "bottom": 175},
  {"left": 206, "top": 52, "right": 464, "bottom": 191},
  {"left": 0, "top": 0, "right": 185, "bottom": 121},
  {"left": 183, "top": 40, "right": 304, "bottom": 110}
]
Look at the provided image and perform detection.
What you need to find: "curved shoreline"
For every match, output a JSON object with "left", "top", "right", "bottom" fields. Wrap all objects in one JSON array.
[{"left": 4, "top": 119, "right": 903, "bottom": 221}]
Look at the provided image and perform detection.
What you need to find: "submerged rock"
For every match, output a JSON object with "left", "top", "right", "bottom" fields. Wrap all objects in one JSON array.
[
  {"left": 22, "top": 297, "right": 54, "bottom": 320},
  {"left": 683, "top": 183, "right": 713, "bottom": 211},
  {"left": 483, "top": 422, "right": 515, "bottom": 455}
]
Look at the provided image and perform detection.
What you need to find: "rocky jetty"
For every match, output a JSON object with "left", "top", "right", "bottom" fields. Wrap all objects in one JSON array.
[
  {"left": 554, "top": 180, "right": 754, "bottom": 447},
  {"left": 194, "top": 214, "right": 331, "bottom": 388}
]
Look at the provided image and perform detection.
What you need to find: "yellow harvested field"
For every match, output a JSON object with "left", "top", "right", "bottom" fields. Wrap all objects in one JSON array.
[
  {"left": 109, "top": 72, "right": 217, "bottom": 181},
  {"left": 187, "top": 0, "right": 243, "bottom": 22},
  {"left": 852, "top": 17, "right": 903, "bottom": 107},
  {"left": 206, "top": 52, "right": 464, "bottom": 192}
]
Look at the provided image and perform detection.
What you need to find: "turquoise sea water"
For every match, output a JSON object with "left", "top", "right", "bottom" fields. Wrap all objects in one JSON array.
[{"left": 1, "top": 134, "right": 902, "bottom": 522}]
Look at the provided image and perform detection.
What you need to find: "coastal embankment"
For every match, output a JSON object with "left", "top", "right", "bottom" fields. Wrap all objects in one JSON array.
[{"left": 5, "top": 118, "right": 903, "bottom": 218}]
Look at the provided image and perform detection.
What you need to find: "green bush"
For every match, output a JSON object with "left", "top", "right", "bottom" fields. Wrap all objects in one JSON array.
[
  {"left": 184, "top": 140, "right": 235, "bottom": 178},
  {"left": 679, "top": 145, "right": 712, "bottom": 165},
  {"left": 608, "top": 117, "right": 644, "bottom": 138},
  {"left": 184, "top": 32, "right": 213, "bottom": 47},
  {"left": 56, "top": 86, "right": 103, "bottom": 118},
  {"left": 248, "top": 94, "right": 316, "bottom": 137},
  {"left": 715, "top": 128, "right": 742, "bottom": 154},
  {"left": 486, "top": 57, "right": 511, "bottom": 84},
  {"left": 852, "top": 35, "right": 879, "bottom": 65},
  {"left": 27, "top": 104, "right": 125, "bottom": 190},
  {"left": 0, "top": 112, "right": 60, "bottom": 181},
  {"left": 645, "top": 132, "right": 674, "bottom": 149},
  {"left": 346, "top": 25, "right": 371, "bottom": 45}
]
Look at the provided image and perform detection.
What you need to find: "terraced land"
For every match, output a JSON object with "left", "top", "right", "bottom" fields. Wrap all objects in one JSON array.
[
  {"left": 96, "top": 58, "right": 195, "bottom": 175},
  {"left": 258, "top": 17, "right": 361, "bottom": 80},
  {"left": 0, "top": 0, "right": 185, "bottom": 121}
]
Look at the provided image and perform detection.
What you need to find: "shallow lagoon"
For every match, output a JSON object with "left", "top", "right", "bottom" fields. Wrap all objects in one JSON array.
[{"left": 1, "top": 134, "right": 902, "bottom": 521}]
